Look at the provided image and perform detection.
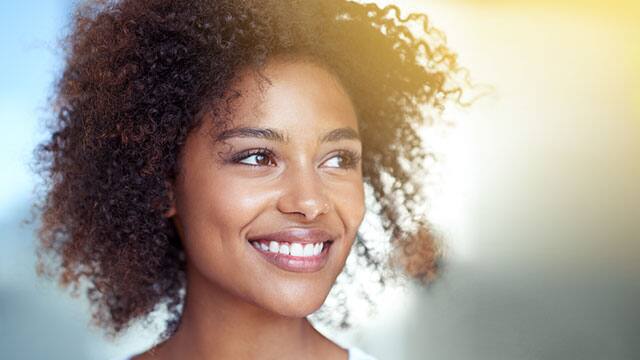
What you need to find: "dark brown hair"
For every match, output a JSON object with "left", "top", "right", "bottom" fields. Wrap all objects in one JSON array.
[{"left": 35, "top": 0, "right": 465, "bottom": 338}]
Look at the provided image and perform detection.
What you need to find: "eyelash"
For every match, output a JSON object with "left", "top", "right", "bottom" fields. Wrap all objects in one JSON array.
[{"left": 229, "top": 147, "right": 361, "bottom": 170}]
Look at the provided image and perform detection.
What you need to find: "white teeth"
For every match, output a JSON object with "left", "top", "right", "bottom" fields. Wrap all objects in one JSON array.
[
  {"left": 254, "top": 241, "right": 326, "bottom": 257},
  {"left": 303, "top": 243, "right": 314, "bottom": 256},
  {"left": 290, "top": 243, "right": 303, "bottom": 256},
  {"left": 279, "top": 243, "right": 290, "bottom": 255}
]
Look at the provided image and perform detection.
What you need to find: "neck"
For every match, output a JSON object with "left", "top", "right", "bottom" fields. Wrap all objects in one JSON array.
[{"left": 145, "top": 263, "right": 345, "bottom": 360}]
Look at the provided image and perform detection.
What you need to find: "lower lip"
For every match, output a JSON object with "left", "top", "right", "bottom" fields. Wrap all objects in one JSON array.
[{"left": 250, "top": 242, "right": 332, "bottom": 273}]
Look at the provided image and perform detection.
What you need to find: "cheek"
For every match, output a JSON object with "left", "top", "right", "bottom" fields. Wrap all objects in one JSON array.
[
  {"left": 177, "top": 170, "right": 270, "bottom": 245},
  {"left": 333, "top": 179, "right": 366, "bottom": 236},
  {"left": 174, "top": 171, "right": 273, "bottom": 295},
  {"left": 207, "top": 179, "right": 268, "bottom": 227}
]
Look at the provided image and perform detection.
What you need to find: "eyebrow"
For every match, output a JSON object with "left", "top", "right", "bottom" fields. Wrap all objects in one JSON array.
[{"left": 215, "top": 126, "right": 361, "bottom": 144}]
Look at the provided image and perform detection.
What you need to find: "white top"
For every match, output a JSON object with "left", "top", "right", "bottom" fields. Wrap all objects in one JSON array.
[
  {"left": 347, "top": 346, "right": 379, "bottom": 360},
  {"left": 118, "top": 346, "right": 377, "bottom": 360}
]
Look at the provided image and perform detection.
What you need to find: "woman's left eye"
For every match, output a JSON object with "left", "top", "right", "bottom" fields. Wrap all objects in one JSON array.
[{"left": 323, "top": 150, "right": 361, "bottom": 169}]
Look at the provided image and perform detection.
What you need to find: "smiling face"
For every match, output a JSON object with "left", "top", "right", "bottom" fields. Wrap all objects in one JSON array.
[{"left": 169, "top": 58, "right": 365, "bottom": 317}]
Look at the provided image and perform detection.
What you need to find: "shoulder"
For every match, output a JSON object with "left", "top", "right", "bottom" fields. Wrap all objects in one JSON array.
[
  {"left": 116, "top": 346, "right": 377, "bottom": 360},
  {"left": 348, "top": 346, "right": 378, "bottom": 360}
]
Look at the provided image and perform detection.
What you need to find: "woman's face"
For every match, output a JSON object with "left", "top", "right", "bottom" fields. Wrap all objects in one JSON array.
[{"left": 170, "top": 59, "right": 365, "bottom": 317}]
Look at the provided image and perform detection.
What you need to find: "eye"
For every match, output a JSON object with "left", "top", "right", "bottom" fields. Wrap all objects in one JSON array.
[
  {"left": 322, "top": 150, "right": 361, "bottom": 169},
  {"left": 232, "top": 148, "right": 277, "bottom": 167}
]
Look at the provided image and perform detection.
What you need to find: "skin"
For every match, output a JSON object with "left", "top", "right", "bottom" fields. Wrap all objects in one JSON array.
[{"left": 135, "top": 59, "right": 365, "bottom": 360}]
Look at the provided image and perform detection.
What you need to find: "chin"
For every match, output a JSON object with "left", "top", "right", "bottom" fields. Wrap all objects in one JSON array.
[
  {"left": 269, "top": 298, "right": 326, "bottom": 319},
  {"left": 256, "top": 281, "right": 334, "bottom": 319}
]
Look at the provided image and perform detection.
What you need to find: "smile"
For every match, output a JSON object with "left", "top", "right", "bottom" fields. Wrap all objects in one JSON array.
[
  {"left": 250, "top": 240, "right": 324, "bottom": 256},
  {"left": 249, "top": 240, "right": 333, "bottom": 273}
]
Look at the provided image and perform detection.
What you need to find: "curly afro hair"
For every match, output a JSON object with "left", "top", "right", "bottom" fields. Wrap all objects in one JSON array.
[{"left": 35, "top": 0, "right": 465, "bottom": 338}]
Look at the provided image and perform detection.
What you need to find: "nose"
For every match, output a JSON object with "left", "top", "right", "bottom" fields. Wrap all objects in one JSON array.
[{"left": 276, "top": 165, "right": 331, "bottom": 221}]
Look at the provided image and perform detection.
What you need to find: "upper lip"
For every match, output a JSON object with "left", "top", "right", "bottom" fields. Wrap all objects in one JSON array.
[{"left": 248, "top": 228, "right": 335, "bottom": 244}]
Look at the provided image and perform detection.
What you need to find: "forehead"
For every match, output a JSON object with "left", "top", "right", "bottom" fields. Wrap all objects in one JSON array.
[{"left": 214, "top": 59, "right": 359, "bottom": 137}]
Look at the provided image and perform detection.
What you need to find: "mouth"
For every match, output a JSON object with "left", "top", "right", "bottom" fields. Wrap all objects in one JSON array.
[{"left": 248, "top": 239, "right": 334, "bottom": 273}]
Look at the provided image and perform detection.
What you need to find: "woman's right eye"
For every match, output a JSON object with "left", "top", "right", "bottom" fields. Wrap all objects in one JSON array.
[{"left": 232, "top": 149, "right": 277, "bottom": 167}]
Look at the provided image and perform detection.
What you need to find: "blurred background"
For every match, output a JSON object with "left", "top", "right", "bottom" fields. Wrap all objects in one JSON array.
[{"left": 1, "top": 0, "right": 638, "bottom": 359}]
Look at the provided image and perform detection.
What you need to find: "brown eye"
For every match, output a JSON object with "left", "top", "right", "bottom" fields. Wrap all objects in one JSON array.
[
  {"left": 232, "top": 148, "right": 277, "bottom": 167},
  {"left": 322, "top": 150, "right": 361, "bottom": 169}
]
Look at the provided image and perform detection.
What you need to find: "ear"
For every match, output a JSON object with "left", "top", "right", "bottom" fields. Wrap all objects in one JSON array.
[
  {"left": 163, "top": 181, "right": 177, "bottom": 218},
  {"left": 164, "top": 203, "right": 177, "bottom": 218}
]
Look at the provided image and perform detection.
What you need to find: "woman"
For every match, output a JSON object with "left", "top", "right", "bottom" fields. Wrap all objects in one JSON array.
[{"left": 35, "top": 0, "right": 464, "bottom": 358}]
